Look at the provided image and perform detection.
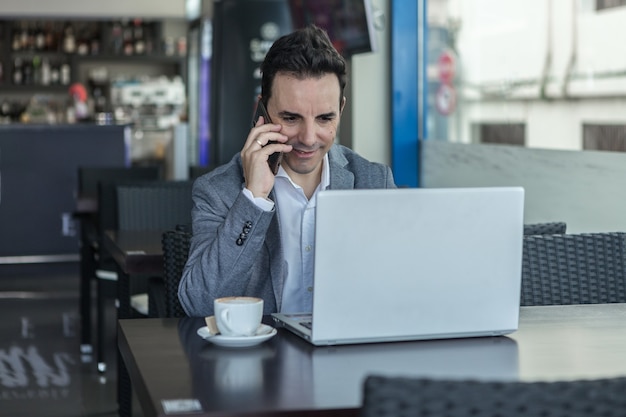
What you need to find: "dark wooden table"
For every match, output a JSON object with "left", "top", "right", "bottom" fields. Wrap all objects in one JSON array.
[
  {"left": 118, "top": 304, "right": 626, "bottom": 417},
  {"left": 103, "top": 229, "right": 164, "bottom": 317},
  {"left": 103, "top": 229, "right": 165, "bottom": 417},
  {"left": 103, "top": 230, "right": 164, "bottom": 272}
]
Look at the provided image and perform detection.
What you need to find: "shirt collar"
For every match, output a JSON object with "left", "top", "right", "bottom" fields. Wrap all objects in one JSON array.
[{"left": 276, "top": 153, "right": 331, "bottom": 192}]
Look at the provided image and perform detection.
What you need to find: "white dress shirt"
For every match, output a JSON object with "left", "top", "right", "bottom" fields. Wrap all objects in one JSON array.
[{"left": 243, "top": 155, "right": 330, "bottom": 312}]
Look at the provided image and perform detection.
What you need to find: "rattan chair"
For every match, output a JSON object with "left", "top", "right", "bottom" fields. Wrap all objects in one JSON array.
[
  {"left": 361, "top": 375, "right": 626, "bottom": 417},
  {"left": 148, "top": 225, "right": 191, "bottom": 318},
  {"left": 523, "top": 222, "right": 566, "bottom": 235},
  {"left": 521, "top": 232, "right": 626, "bottom": 306},
  {"left": 116, "top": 180, "right": 193, "bottom": 231}
]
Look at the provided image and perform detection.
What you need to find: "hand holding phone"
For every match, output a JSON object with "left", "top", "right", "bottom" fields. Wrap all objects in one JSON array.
[{"left": 252, "top": 99, "right": 283, "bottom": 175}]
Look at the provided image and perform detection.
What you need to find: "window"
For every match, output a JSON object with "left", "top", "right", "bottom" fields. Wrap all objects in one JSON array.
[
  {"left": 596, "top": 0, "right": 626, "bottom": 11},
  {"left": 475, "top": 123, "right": 525, "bottom": 146},
  {"left": 583, "top": 124, "right": 626, "bottom": 152}
]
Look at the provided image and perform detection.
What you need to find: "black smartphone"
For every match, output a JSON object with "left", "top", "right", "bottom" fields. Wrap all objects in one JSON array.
[{"left": 252, "top": 99, "right": 283, "bottom": 175}]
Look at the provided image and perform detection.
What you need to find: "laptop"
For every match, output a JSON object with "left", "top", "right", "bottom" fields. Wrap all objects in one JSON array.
[{"left": 272, "top": 187, "right": 525, "bottom": 346}]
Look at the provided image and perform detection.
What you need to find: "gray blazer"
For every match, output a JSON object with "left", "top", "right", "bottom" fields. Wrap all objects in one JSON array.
[{"left": 178, "top": 144, "right": 396, "bottom": 317}]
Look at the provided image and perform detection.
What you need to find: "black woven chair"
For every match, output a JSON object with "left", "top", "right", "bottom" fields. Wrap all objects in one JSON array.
[
  {"left": 521, "top": 232, "right": 626, "bottom": 306},
  {"left": 116, "top": 180, "right": 193, "bottom": 231},
  {"left": 523, "top": 222, "right": 567, "bottom": 235},
  {"left": 148, "top": 225, "right": 192, "bottom": 318},
  {"left": 361, "top": 375, "right": 626, "bottom": 417}
]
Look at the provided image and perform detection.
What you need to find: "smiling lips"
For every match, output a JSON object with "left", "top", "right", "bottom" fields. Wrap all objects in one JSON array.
[{"left": 290, "top": 148, "right": 318, "bottom": 158}]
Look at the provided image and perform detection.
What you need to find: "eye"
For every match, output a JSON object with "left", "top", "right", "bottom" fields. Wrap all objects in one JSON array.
[{"left": 279, "top": 114, "right": 298, "bottom": 123}]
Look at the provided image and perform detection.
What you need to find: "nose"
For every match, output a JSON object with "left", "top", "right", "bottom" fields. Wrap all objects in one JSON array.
[{"left": 299, "top": 120, "right": 317, "bottom": 147}]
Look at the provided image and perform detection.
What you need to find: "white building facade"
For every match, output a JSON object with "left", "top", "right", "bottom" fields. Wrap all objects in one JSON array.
[{"left": 429, "top": 0, "right": 626, "bottom": 151}]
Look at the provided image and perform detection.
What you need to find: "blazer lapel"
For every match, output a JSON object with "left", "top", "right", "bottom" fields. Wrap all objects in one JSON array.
[{"left": 328, "top": 145, "right": 355, "bottom": 189}]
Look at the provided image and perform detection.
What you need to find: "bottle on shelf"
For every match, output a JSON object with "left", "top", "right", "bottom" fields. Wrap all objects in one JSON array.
[
  {"left": 22, "top": 60, "right": 33, "bottom": 85},
  {"left": 12, "top": 30, "right": 21, "bottom": 51},
  {"left": 41, "top": 58, "right": 51, "bottom": 86},
  {"left": 12, "top": 58, "right": 23, "bottom": 85},
  {"left": 143, "top": 23, "right": 155, "bottom": 55},
  {"left": 35, "top": 24, "right": 46, "bottom": 50},
  {"left": 60, "top": 63, "right": 71, "bottom": 85},
  {"left": 111, "top": 22, "right": 123, "bottom": 55},
  {"left": 63, "top": 24, "right": 76, "bottom": 54},
  {"left": 44, "top": 22, "right": 56, "bottom": 52},
  {"left": 27, "top": 23, "right": 36, "bottom": 50},
  {"left": 133, "top": 19, "right": 146, "bottom": 55},
  {"left": 50, "top": 63, "right": 61, "bottom": 85},
  {"left": 90, "top": 38, "right": 100, "bottom": 55},
  {"left": 122, "top": 21, "right": 134, "bottom": 55},
  {"left": 19, "top": 23, "right": 29, "bottom": 50},
  {"left": 31, "top": 55, "right": 41, "bottom": 85}
]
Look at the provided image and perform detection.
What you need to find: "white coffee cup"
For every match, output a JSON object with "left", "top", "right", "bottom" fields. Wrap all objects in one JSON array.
[{"left": 214, "top": 296, "right": 263, "bottom": 337}]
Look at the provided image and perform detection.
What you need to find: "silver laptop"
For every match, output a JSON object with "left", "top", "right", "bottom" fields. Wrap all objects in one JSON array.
[{"left": 272, "top": 187, "right": 525, "bottom": 346}]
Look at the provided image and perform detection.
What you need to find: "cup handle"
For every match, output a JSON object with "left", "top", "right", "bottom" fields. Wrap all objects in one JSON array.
[{"left": 219, "top": 309, "right": 234, "bottom": 335}]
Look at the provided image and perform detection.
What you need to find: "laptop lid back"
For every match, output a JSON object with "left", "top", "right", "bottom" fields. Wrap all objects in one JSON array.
[{"left": 309, "top": 187, "right": 524, "bottom": 345}]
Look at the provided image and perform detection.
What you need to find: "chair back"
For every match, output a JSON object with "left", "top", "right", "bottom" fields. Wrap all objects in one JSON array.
[
  {"left": 160, "top": 225, "right": 192, "bottom": 317},
  {"left": 115, "top": 180, "right": 193, "bottom": 231},
  {"left": 79, "top": 166, "right": 162, "bottom": 268},
  {"left": 361, "top": 375, "right": 626, "bottom": 417},
  {"left": 523, "top": 221, "right": 566, "bottom": 235},
  {"left": 521, "top": 232, "right": 626, "bottom": 306},
  {"left": 78, "top": 165, "right": 161, "bottom": 199},
  {"left": 189, "top": 164, "right": 217, "bottom": 179}
]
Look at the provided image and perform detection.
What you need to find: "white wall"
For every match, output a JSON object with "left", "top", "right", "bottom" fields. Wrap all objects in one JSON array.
[
  {"left": 446, "top": 0, "right": 626, "bottom": 150},
  {"left": 451, "top": 0, "right": 626, "bottom": 98},
  {"left": 350, "top": 0, "right": 391, "bottom": 165}
]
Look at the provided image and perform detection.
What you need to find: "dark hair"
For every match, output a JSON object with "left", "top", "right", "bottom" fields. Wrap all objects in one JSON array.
[{"left": 260, "top": 24, "right": 347, "bottom": 107}]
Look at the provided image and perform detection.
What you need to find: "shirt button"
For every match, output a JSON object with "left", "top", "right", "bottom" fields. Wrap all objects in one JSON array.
[
  {"left": 307, "top": 287, "right": 313, "bottom": 292},
  {"left": 305, "top": 245, "right": 312, "bottom": 252}
]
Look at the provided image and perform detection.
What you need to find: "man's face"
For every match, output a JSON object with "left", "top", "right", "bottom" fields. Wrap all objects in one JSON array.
[{"left": 267, "top": 72, "right": 344, "bottom": 180}]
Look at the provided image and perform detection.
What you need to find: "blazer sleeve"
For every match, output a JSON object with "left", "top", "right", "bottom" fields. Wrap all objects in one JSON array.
[{"left": 178, "top": 174, "right": 275, "bottom": 317}]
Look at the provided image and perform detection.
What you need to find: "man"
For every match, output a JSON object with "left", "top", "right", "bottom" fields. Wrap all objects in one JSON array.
[{"left": 178, "top": 25, "right": 396, "bottom": 317}]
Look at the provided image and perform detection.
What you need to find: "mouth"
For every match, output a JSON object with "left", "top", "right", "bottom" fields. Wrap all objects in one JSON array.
[{"left": 290, "top": 148, "right": 318, "bottom": 159}]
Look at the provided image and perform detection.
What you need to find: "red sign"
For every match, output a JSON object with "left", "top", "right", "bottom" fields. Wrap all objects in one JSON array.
[{"left": 438, "top": 50, "right": 456, "bottom": 84}]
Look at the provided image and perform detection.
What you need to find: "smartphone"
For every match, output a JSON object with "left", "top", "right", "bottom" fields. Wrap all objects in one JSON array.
[{"left": 252, "top": 99, "right": 283, "bottom": 175}]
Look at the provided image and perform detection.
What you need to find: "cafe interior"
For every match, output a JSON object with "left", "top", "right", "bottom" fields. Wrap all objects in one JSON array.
[{"left": 2, "top": 0, "right": 626, "bottom": 416}]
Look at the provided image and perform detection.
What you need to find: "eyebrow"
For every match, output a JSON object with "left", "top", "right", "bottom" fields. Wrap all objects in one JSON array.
[{"left": 278, "top": 110, "right": 338, "bottom": 119}]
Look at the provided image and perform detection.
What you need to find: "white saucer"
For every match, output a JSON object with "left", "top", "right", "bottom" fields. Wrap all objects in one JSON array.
[{"left": 196, "top": 324, "right": 277, "bottom": 348}]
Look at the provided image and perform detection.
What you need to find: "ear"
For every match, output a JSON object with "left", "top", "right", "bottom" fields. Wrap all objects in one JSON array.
[{"left": 340, "top": 96, "right": 347, "bottom": 114}]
